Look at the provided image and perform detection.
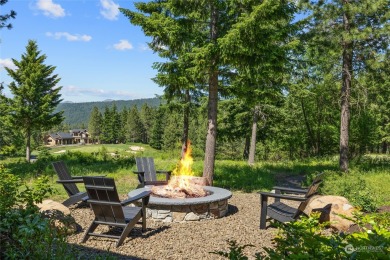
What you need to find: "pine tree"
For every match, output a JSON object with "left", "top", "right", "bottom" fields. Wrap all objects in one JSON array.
[
  {"left": 5, "top": 40, "right": 63, "bottom": 161},
  {"left": 149, "top": 106, "right": 165, "bottom": 150},
  {"left": 119, "top": 107, "right": 129, "bottom": 143},
  {"left": 300, "top": 0, "right": 390, "bottom": 171},
  {"left": 100, "top": 106, "right": 112, "bottom": 144},
  {"left": 88, "top": 106, "right": 102, "bottom": 144},
  {"left": 0, "top": 0, "right": 16, "bottom": 30},
  {"left": 139, "top": 103, "right": 154, "bottom": 144},
  {"left": 126, "top": 105, "right": 144, "bottom": 143}
]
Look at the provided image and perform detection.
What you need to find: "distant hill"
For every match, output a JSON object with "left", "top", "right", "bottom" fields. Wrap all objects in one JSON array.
[{"left": 55, "top": 98, "right": 161, "bottom": 127}]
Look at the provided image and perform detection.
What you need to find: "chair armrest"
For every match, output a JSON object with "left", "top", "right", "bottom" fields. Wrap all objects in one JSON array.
[
  {"left": 273, "top": 186, "right": 308, "bottom": 194},
  {"left": 144, "top": 180, "right": 168, "bottom": 186},
  {"left": 73, "top": 175, "right": 105, "bottom": 179},
  {"left": 156, "top": 170, "right": 172, "bottom": 174},
  {"left": 259, "top": 191, "right": 307, "bottom": 202},
  {"left": 156, "top": 170, "right": 171, "bottom": 181},
  {"left": 133, "top": 171, "right": 145, "bottom": 185},
  {"left": 57, "top": 179, "right": 83, "bottom": 183},
  {"left": 121, "top": 191, "right": 151, "bottom": 206}
]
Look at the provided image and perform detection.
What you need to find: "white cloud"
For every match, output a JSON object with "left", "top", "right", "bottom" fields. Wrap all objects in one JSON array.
[
  {"left": 0, "top": 58, "right": 17, "bottom": 71},
  {"left": 113, "top": 40, "right": 133, "bottom": 51},
  {"left": 36, "top": 0, "right": 65, "bottom": 18},
  {"left": 100, "top": 0, "right": 119, "bottom": 20},
  {"left": 46, "top": 32, "right": 92, "bottom": 42},
  {"left": 62, "top": 85, "right": 138, "bottom": 100}
]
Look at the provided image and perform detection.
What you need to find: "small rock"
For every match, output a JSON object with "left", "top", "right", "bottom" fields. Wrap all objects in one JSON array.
[
  {"left": 36, "top": 199, "right": 77, "bottom": 235},
  {"left": 305, "top": 195, "right": 356, "bottom": 231}
]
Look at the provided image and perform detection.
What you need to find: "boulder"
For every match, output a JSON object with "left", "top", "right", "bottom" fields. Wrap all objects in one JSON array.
[
  {"left": 304, "top": 195, "right": 356, "bottom": 231},
  {"left": 36, "top": 199, "right": 77, "bottom": 235}
]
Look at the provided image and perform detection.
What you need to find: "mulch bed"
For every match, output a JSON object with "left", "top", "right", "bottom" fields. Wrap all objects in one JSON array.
[{"left": 66, "top": 192, "right": 278, "bottom": 259}]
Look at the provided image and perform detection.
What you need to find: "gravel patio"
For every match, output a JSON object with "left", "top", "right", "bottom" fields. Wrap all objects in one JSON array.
[{"left": 66, "top": 192, "right": 280, "bottom": 259}]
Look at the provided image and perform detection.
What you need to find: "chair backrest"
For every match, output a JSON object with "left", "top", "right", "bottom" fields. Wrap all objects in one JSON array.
[
  {"left": 294, "top": 175, "right": 323, "bottom": 219},
  {"left": 135, "top": 157, "right": 157, "bottom": 182},
  {"left": 83, "top": 177, "right": 126, "bottom": 224},
  {"left": 52, "top": 161, "right": 80, "bottom": 197}
]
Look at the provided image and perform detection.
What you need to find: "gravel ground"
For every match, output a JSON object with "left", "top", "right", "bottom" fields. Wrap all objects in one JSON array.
[{"left": 67, "top": 192, "right": 286, "bottom": 259}]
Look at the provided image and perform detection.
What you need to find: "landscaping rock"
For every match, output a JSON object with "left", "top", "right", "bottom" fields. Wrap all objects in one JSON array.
[
  {"left": 305, "top": 195, "right": 356, "bottom": 231},
  {"left": 36, "top": 199, "right": 77, "bottom": 235}
]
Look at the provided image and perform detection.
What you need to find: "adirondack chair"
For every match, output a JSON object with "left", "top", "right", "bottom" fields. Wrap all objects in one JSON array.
[
  {"left": 133, "top": 157, "right": 172, "bottom": 187},
  {"left": 82, "top": 177, "right": 151, "bottom": 247},
  {"left": 52, "top": 161, "right": 104, "bottom": 207},
  {"left": 259, "top": 173, "right": 324, "bottom": 229}
]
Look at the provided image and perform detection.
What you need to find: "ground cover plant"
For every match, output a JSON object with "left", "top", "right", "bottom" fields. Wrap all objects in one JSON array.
[{"left": 213, "top": 212, "right": 390, "bottom": 259}]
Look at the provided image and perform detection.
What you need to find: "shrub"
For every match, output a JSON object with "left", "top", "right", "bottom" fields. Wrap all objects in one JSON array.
[
  {"left": 212, "top": 213, "right": 390, "bottom": 259},
  {"left": 0, "top": 165, "right": 75, "bottom": 259}
]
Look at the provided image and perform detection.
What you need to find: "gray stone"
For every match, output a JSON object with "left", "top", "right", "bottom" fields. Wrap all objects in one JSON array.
[
  {"left": 163, "top": 216, "right": 173, "bottom": 223},
  {"left": 184, "top": 212, "right": 200, "bottom": 221}
]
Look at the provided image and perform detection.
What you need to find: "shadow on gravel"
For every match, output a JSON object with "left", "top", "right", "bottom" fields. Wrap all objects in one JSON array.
[
  {"left": 226, "top": 204, "right": 239, "bottom": 217},
  {"left": 70, "top": 243, "right": 147, "bottom": 259},
  {"left": 69, "top": 226, "right": 171, "bottom": 259}
]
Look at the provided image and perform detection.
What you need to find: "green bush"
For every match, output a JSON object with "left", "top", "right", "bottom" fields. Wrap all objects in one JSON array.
[
  {"left": 0, "top": 165, "right": 75, "bottom": 259},
  {"left": 0, "top": 164, "right": 21, "bottom": 217},
  {"left": 212, "top": 213, "right": 390, "bottom": 259}
]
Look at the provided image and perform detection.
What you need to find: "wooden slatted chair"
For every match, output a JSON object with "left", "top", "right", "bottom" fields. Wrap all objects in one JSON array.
[
  {"left": 82, "top": 177, "right": 151, "bottom": 247},
  {"left": 259, "top": 173, "right": 324, "bottom": 229},
  {"left": 133, "top": 157, "right": 172, "bottom": 187},
  {"left": 52, "top": 161, "right": 97, "bottom": 207}
]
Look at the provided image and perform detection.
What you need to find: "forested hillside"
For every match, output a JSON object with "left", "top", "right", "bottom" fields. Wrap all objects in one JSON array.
[{"left": 55, "top": 98, "right": 161, "bottom": 128}]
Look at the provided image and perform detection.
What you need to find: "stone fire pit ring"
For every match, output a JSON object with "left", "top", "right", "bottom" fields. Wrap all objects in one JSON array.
[{"left": 128, "top": 186, "right": 232, "bottom": 223}]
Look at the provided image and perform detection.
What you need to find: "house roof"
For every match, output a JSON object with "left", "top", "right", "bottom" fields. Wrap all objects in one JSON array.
[
  {"left": 49, "top": 132, "right": 73, "bottom": 139},
  {"left": 70, "top": 129, "right": 88, "bottom": 133}
]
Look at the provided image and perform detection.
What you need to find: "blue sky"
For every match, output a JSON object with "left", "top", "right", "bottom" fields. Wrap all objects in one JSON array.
[{"left": 0, "top": 0, "right": 164, "bottom": 103}]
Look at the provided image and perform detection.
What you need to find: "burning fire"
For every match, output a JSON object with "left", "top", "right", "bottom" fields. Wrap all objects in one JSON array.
[{"left": 151, "top": 141, "right": 207, "bottom": 198}]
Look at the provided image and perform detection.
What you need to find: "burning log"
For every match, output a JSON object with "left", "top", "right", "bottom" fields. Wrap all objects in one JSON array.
[{"left": 151, "top": 176, "right": 208, "bottom": 199}]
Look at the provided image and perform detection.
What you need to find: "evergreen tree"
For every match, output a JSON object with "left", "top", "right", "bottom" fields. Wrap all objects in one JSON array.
[
  {"left": 139, "top": 103, "right": 154, "bottom": 144},
  {"left": 162, "top": 110, "right": 182, "bottom": 151},
  {"left": 88, "top": 106, "right": 102, "bottom": 144},
  {"left": 300, "top": 0, "right": 390, "bottom": 171},
  {"left": 5, "top": 40, "right": 63, "bottom": 161},
  {"left": 111, "top": 103, "right": 121, "bottom": 144},
  {"left": 100, "top": 106, "right": 112, "bottom": 143},
  {"left": 149, "top": 106, "right": 165, "bottom": 150},
  {"left": 119, "top": 107, "right": 129, "bottom": 143},
  {"left": 0, "top": 0, "right": 16, "bottom": 30},
  {"left": 126, "top": 105, "right": 144, "bottom": 143},
  {"left": 121, "top": 0, "right": 288, "bottom": 184}
]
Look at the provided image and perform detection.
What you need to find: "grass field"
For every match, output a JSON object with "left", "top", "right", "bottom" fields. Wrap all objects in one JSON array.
[{"left": 2, "top": 143, "right": 389, "bottom": 209}]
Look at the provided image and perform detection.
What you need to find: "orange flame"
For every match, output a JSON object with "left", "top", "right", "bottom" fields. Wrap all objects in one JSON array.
[{"left": 168, "top": 141, "right": 194, "bottom": 189}]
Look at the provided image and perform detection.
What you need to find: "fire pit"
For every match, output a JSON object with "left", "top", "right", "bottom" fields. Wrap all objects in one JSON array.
[
  {"left": 129, "top": 142, "right": 232, "bottom": 222},
  {"left": 128, "top": 185, "right": 232, "bottom": 222}
]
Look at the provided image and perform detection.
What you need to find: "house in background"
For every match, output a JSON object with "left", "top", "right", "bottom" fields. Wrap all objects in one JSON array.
[
  {"left": 70, "top": 129, "right": 90, "bottom": 144},
  {"left": 45, "top": 129, "right": 92, "bottom": 146}
]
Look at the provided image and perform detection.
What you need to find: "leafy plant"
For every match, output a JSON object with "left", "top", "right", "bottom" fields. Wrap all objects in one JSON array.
[
  {"left": 210, "top": 240, "right": 254, "bottom": 260},
  {"left": 0, "top": 164, "right": 73, "bottom": 259},
  {"left": 212, "top": 213, "right": 390, "bottom": 259},
  {"left": 338, "top": 176, "right": 378, "bottom": 212},
  {"left": 0, "top": 164, "right": 21, "bottom": 217}
]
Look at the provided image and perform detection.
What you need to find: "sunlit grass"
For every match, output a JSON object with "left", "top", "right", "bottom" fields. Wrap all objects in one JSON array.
[{"left": 2, "top": 144, "right": 389, "bottom": 207}]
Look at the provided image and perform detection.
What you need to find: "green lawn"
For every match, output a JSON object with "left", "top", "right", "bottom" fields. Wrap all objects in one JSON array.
[{"left": 2, "top": 143, "right": 389, "bottom": 209}]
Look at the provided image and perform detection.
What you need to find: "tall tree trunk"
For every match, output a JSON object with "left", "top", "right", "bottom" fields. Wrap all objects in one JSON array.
[
  {"left": 181, "top": 89, "right": 190, "bottom": 158},
  {"left": 203, "top": 4, "right": 218, "bottom": 186},
  {"left": 301, "top": 99, "right": 316, "bottom": 155},
  {"left": 339, "top": 0, "right": 352, "bottom": 172},
  {"left": 26, "top": 130, "right": 31, "bottom": 162},
  {"left": 248, "top": 105, "right": 259, "bottom": 166},
  {"left": 382, "top": 141, "right": 388, "bottom": 154},
  {"left": 243, "top": 135, "right": 250, "bottom": 160}
]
